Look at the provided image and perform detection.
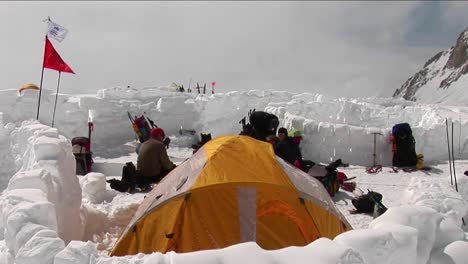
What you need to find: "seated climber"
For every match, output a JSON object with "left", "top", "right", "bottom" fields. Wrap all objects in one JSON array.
[
  {"left": 136, "top": 127, "right": 176, "bottom": 189},
  {"left": 275, "top": 127, "right": 303, "bottom": 169}
]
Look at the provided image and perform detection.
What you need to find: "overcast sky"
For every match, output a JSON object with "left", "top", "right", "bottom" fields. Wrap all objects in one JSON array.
[{"left": 1, "top": 1, "right": 467, "bottom": 98}]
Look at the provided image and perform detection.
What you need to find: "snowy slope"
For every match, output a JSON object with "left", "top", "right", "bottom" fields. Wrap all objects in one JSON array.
[{"left": 394, "top": 28, "right": 468, "bottom": 105}]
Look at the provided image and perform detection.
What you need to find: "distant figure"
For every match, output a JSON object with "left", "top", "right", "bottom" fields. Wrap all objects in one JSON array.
[
  {"left": 249, "top": 111, "right": 279, "bottom": 141},
  {"left": 137, "top": 128, "right": 176, "bottom": 187}
]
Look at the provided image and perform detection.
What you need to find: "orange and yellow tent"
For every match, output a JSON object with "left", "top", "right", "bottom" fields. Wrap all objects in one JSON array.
[{"left": 110, "top": 135, "right": 352, "bottom": 256}]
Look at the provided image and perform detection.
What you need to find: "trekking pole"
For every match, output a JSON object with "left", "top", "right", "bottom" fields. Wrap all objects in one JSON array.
[
  {"left": 446, "top": 118, "right": 454, "bottom": 186},
  {"left": 452, "top": 121, "right": 465, "bottom": 226},
  {"left": 188, "top": 77, "right": 192, "bottom": 93},
  {"left": 452, "top": 121, "right": 459, "bottom": 192},
  {"left": 459, "top": 114, "right": 462, "bottom": 158},
  {"left": 371, "top": 132, "right": 383, "bottom": 167}
]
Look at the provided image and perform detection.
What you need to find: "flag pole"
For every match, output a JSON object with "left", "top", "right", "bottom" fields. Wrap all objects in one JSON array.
[
  {"left": 51, "top": 71, "right": 62, "bottom": 127},
  {"left": 36, "top": 35, "right": 47, "bottom": 120}
]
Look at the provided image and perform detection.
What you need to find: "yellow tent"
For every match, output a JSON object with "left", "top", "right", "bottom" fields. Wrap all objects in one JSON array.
[{"left": 110, "top": 135, "right": 352, "bottom": 256}]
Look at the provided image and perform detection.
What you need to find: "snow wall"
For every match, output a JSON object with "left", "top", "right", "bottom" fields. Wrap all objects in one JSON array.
[
  {"left": 0, "top": 112, "right": 466, "bottom": 264},
  {"left": 2, "top": 86, "right": 468, "bottom": 166}
]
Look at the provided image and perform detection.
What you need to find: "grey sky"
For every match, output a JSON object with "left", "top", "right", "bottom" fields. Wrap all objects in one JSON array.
[{"left": 1, "top": 1, "right": 467, "bottom": 98}]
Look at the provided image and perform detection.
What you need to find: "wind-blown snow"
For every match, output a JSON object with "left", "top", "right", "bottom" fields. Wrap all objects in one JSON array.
[{"left": 0, "top": 86, "right": 467, "bottom": 263}]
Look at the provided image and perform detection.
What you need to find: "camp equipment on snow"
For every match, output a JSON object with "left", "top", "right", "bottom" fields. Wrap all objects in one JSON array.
[
  {"left": 128, "top": 111, "right": 154, "bottom": 143},
  {"left": 416, "top": 154, "right": 425, "bottom": 169},
  {"left": 107, "top": 162, "right": 153, "bottom": 193},
  {"left": 351, "top": 190, "right": 387, "bottom": 217},
  {"left": 192, "top": 133, "right": 212, "bottom": 154},
  {"left": 110, "top": 135, "right": 351, "bottom": 256},
  {"left": 371, "top": 132, "right": 382, "bottom": 167},
  {"left": 307, "top": 159, "right": 343, "bottom": 197},
  {"left": 72, "top": 137, "right": 92, "bottom": 175},
  {"left": 179, "top": 126, "right": 196, "bottom": 136},
  {"left": 391, "top": 123, "right": 418, "bottom": 167},
  {"left": 338, "top": 172, "right": 356, "bottom": 192},
  {"left": 128, "top": 112, "right": 171, "bottom": 148},
  {"left": 72, "top": 114, "right": 94, "bottom": 175}
]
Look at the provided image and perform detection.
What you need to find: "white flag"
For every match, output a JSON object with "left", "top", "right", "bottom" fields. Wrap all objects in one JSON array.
[{"left": 47, "top": 20, "right": 68, "bottom": 42}]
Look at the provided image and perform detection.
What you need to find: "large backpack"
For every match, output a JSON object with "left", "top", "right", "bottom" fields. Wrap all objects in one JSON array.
[
  {"left": 391, "top": 123, "right": 417, "bottom": 167},
  {"left": 71, "top": 137, "right": 93, "bottom": 175}
]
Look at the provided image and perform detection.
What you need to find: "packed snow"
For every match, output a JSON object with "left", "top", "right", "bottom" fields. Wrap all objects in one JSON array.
[{"left": 0, "top": 85, "right": 468, "bottom": 264}]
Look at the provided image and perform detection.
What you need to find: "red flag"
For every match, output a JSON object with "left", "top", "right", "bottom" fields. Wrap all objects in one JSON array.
[
  {"left": 43, "top": 36, "right": 75, "bottom": 74},
  {"left": 211, "top": 81, "right": 216, "bottom": 86}
]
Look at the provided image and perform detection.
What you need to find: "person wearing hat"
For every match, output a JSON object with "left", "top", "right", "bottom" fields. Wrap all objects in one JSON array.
[
  {"left": 136, "top": 127, "right": 176, "bottom": 188},
  {"left": 275, "top": 127, "right": 303, "bottom": 169}
]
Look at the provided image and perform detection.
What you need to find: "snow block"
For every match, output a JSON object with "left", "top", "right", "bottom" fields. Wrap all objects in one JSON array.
[
  {"left": 7, "top": 169, "right": 49, "bottom": 194},
  {"left": 54, "top": 240, "right": 98, "bottom": 264},
  {"left": 369, "top": 205, "right": 442, "bottom": 264},
  {"left": 33, "top": 136, "right": 67, "bottom": 161},
  {"left": 334, "top": 225, "right": 418, "bottom": 264},
  {"left": 402, "top": 177, "right": 468, "bottom": 226},
  {"left": 15, "top": 229, "right": 64, "bottom": 264},
  {"left": 5, "top": 201, "right": 57, "bottom": 253},
  {"left": 433, "top": 218, "right": 465, "bottom": 250},
  {"left": 443, "top": 241, "right": 468, "bottom": 264},
  {"left": 14, "top": 223, "right": 50, "bottom": 256},
  {"left": 79, "top": 173, "right": 107, "bottom": 204}
]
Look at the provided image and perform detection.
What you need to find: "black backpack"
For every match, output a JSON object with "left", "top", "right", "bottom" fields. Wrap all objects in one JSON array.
[
  {"left": 122, "top": 162, "right": 137, "bottom": 183},
  {"left": 352, "top": 190, "right": 387, "bottom": 216},
  {"left": 107, "top": 162, "right": 137, "bottom": 193},
  {"left": 107, "top": 178, "right": 133, "bottom": 193},
  {"left": 391, "top": 123, "right": 417, "bottom": 167}
]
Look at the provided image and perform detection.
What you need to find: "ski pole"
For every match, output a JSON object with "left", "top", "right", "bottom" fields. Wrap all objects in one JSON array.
[
  {"left": 459, "top": 114, "right": 462, "bottom": 157},
  {"left": 451, "top": 121, "right": 464, "bottom": 226},
  {"left": 371, "top": 132, "right": 382, "bottom": 167},
  {"left": 446, "top": 118, "right": 453, "bottom": 186},
  {"left": 452, "top": 121, "right": 459, "bottom": 192}
]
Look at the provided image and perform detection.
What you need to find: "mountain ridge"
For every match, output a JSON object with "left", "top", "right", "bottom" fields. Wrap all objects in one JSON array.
[{"left": 393, "top": 28, "right": 468, "bottom": 104}]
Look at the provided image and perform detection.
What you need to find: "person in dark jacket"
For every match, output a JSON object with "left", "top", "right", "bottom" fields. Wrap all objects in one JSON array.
[
  {"left": 137, "top": 127, "right": 176, "bottom": 188},
  {"left": 275, "top": 127, "right": 303, "bottom": 168},
  {"left": 249, "top": 111, "right": 279, "bottom": 141}
]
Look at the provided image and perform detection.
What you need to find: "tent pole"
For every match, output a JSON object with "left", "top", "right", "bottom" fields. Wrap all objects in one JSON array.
[{"left": 51, "top": 71, "right": 61, "bottom": 127}]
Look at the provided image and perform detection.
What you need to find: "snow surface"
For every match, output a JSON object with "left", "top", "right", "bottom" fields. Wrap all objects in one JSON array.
[{"left": 0, "top": 86, "right": 467, "bottom": 263}]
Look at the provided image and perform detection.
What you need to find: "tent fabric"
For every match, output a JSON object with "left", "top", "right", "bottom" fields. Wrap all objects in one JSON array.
[{"left": 111, "top": 135, "right": 352, "bottom": 256}]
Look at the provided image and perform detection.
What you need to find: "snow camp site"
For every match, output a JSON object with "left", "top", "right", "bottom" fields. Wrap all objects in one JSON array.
[{"left": 1, "top": 85, "right": 468, "bottom": 264}]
